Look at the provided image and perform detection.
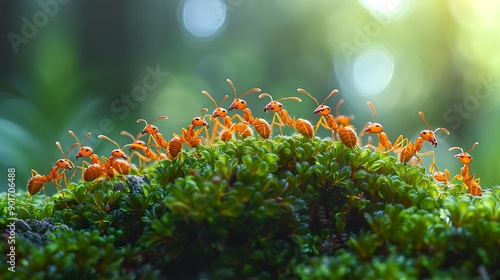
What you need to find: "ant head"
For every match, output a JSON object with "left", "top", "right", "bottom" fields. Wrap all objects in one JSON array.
[
  {"left": 192, "top": 108, "right": 210, "bottom": 128},
  {"left": 313, "top": 104, "right": 332, "bottom": 115},
  {"left": 111, "top": 149, "right": 128, "bottom": 159},
  {"left": 365, "top": 122, "right": 384, "bottom": 134},
  {"left": 56, "top": 158, "right": 73, "bottom": 170},
  {"left": 260, "top": 93, "right": 301, "bottom": 113},
  {"left": 450, "top": 142, "right": 478, "bottom": 165},
  {"left": 227, "top": 79, "right": 261, "bottom": 111},
  {"left": 264, "top": 100, "right": 282, "bottom": 112},
  {"left": 418, "top": 111, "right": 449, "bottom": 148},
  {"left": 212, "top": 107, "right": 227, "bottom": 118},
  {"left": 228, "top": 99, "right": 247, "bottom": 111},
  {"left": 76, "top": 146, "right": 94, "bottom": 160},
  {"left": 135, "top": 140, "right": 146, "bottom": 147},
  {"left": 203, "top": 91, "right": 229, "bottom": 117},
  {"left": 124, "top": 140, "right": 147, "bottom": 151},
  {"left": 454, "top": 152, "right": 473, "bottom": 165},
  {"left": 141, "top": 125, "right": 159, "bottom": 135},
  {"left": 137, "top": 116, "right": 167, "bottom": 135},
  {"left": 192, "top": 116, "right": 210, "bottom": 128},
  {"left": 420, "top": 130, "right": 437, "bottom": 147}
]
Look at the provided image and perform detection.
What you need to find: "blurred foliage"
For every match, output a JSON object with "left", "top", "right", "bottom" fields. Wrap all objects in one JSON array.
[
  {"left": 1, "top": 1, "right": 499, "bottom": 191},
  {"left": 1, "top": 137, "right": 500, "bottom": 279}
]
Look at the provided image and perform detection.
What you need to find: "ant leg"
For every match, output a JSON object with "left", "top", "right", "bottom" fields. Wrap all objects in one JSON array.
[
  {"left": 364, "top": 136, "right": 378, "bottom": 150},
  {"left": 416, "top": 151, "right": 436, "bottom": 171},
  {"left": 86, "top": 174, "right": 104, "bottom": 194},
  {"left": 184, "top": 140, "right": 200, "bottom": 160},
  {"left": 210, "top": 119, "right": 224, "bottom": 144},
  {"left": 132, "top": 151, "right": 148, "bottom": 170},
  {"left": 66, "top": 167, "right": 77, "bottom": 188},
  {"left": 271, "top": 114, "right": 285, "bottom": 137}
]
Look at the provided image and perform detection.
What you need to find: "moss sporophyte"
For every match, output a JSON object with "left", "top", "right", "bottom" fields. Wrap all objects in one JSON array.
[{"left": 3, "top": 80, "right": 496, "bottom": 279}]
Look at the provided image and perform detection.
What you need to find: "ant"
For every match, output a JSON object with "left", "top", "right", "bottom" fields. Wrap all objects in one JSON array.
[
  {"left": 120, "top": 130, "right": 166, "bottom": 170},
  {"left": 227, "top": 79, "right": 271, "bottom": 139},
  {"left": 429, "top": 163, "right": 452, "bottom": 186},
  {"left": 69, "top": 130, "right": 104, "bottom": 182},
  {"left": 98, "top": 134, "right": 132, "bottom": 179},
  {"left": 168, "top": 109, "right": 210, "bottom": 159},
  {"left": 259, "top": 93, "right": 314, "bottom": 139},
  {"left": 393, "top": 112, "right": 449, "bottom": 167},
  {"left": 137, "top": 116, "right": 170, "bottom": 153},
  {"left": 449, "top": 142, "right": 481, "bottom": 196},
  {"left": 334, "top": 98, "right": 354, "bottom": 127},
  {"left": 359, "top": 101, "right": 395, "bottom": 151},
  {"left": 202, "top": 90, "right": 252, "bottom": 142},
  {"left": 28, "top": 141, "right": 78, "bottom": 200},
  {"left": 298, "top": 88, "right": 357, "bottom": 148}
]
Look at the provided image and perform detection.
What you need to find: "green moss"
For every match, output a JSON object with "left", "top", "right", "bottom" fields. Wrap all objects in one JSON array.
[{"left": 1, "top": 136, "right": 499, "bottom": 279}]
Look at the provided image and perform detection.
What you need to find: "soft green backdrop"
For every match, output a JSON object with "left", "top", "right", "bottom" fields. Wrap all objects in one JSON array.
[{"left": 1, "top": 0, "right": 499, "bottom": 193}]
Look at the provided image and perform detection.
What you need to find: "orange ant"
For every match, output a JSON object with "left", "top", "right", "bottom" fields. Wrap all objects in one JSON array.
[
  {"left": 120, "top": 130, "right": 166, "bottom": 169},
  {"left": 202, "top": 90, "right": 252, "bottom": 142},
  {"left": 259, "top": 93, "right": 314, "bottom": 139},
  {"left": 98, "top": 134, "right": 132, "bottom": 179},
  {"left": 168, "top": 109, "right": 210, "bottom": 159},
  {"left": 69, "top": 130, "right": 104, "bottom": 182},
  {"left": 449, "top": 142, "right": 481, "bottom": 196},
  {"left": 227, "top": 79, "right": 271, "bottom": 139},
  {"left": 298, "top": 88, "right": 357, "bottom": 148},
  {"left": 137, "top": 116, "right": 170, "bottom": 153},
  {"left": 28, "top": 141, "right": 78, "bottom": 200},
  {"left": 429, "top": 163, "right": 452, "bottom": 186},
  {"left": 393, "top": 112, "right": 450, "bottom": 167},
  {"left": 359, "top": 101, "right": 395, "bottom": 151},
  {"left": 334, "top": 98, "right": 354, "bottom": 127}
]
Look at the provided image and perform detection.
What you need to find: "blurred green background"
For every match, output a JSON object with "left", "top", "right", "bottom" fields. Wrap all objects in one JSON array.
[{"left": 1, "top": 0, "right": 499, "bottom": 193}]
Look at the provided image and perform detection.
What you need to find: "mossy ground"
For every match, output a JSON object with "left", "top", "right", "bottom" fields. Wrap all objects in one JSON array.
[{"left": 1, "top": 136, "right": 500, "bottom": 279}]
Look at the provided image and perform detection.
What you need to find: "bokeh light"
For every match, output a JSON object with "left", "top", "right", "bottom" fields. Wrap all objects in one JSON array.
[
  {"left": 358, "top": 0, "right": 414, "bottom": 23},
  {"left": 182, "top": 0, "right": 227, "bottom": 38},
  {"left": 352, "top": 45, "right": 394, "bottom": 97}
]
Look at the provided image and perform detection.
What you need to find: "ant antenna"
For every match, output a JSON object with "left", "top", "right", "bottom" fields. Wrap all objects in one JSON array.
[
  {"left": 227, "top": 79, "right": 261, "bottom": 99},
  {"left": 137, "top": 116, "right": 168, "bottom": 125},
  {"left": 418, "top": 111, "right": 431, "bottom": 131},
  {"left": 56, "top": 141, "right": 78, "bottom": 159},
  {"left": 98, "top": 135, "right": 122, "bottom": 150},
  {"left": 297, "top": 88, "right": 338, "bottom": 106},
  {"left": 367, "top": 101, "right": 377, "bottom": 122},
  {"left": 336, "top": 99, "right": 345, "bottom": 117},
  {"left": 200, "top": 108, "right": 209, "bottom": 116},
  {"left": 449, "top": 142, "right": 479, "bottom": 153},
  {"left": 297, "top": 88, "right": 319, "bottom": 106},
  {"left": 259, "top": 93, "right": 302, "bottom": 105},
  {"left": 321, "top": 89, "right": 339, "bottom": 105},
  {"left": 69, "top": 130, "right": 91, "bottom": 147},
  {"left": 467, "top": 142, "right": 479, "bottom": 153},
  {"left": 419, "top": 111, "right": 450, "bottom": 135},
  {"left": 203, "top": 91, "right": 229, "bottom": 109},
  {"left": 121, "top": 131, "right": 136, "bottom": 142}
]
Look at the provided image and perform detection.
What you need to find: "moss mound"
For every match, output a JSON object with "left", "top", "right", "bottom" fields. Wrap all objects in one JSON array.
[{"left": 1, "top": 136, "right": 499, "bottom": 279}]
